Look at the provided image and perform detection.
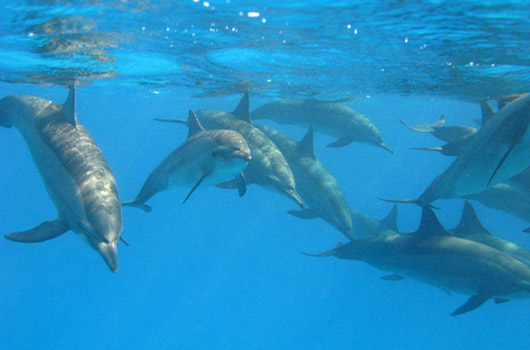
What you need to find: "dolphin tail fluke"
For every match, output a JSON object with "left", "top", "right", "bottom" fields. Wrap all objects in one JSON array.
[
  {"left": 409, "top": 146, "right": 443, "bottom": 153},
  {"left": 301, "top": 242, "right": 344, "bottom": 257},
  {"left": 122, "top": 200, "right": 152, "bottom": 213},
  {"left": 4, "top": 219, "right": 70, "bottom": 243},
  {"left": 153, "top": 118, "right": 188, "bottom": 126}
]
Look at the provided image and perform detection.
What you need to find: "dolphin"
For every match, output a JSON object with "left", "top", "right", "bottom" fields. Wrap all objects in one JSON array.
[
  {"left": 303, "top": 207, "right": 530, "bottom": 315},
  {"left": 461, "top": 183, "right": 530, "bottom": 225},
  {"left": 123, "top": 110, "right": 251, "bottom": 212},
  {"left": 251, "top": 98, "right": 394, "bottom": 153},
  {"left": 450, "top": 201, "right": 530, "bottom": 266},
  {"left": 0, "top": 86, "right": 123, "bottom": 272},
  {"left": 400, "top": 115, "right": 477, "bottom": 142},
  {"left": 155, "top": 93, "right": 304, "bottom": 208},
  {"left": 255, "top": 123, "right": 353, "bottom": 239},
  {"left": 508, "top": 167, "right": 530, "bottom": 199},
  {"left": 409, "top": 133, "right": 474, "bottom": 157},
  {"left": 349, "top": 205, "right": 399, "bottom": 238},
  {"left": 382, "top": 93, "right": 530, "bottom": 206}
]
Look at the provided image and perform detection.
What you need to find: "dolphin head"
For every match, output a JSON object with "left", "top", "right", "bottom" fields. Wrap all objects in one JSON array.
[{"left": 212, "top": 130, "right": 252, "bottom": 162}]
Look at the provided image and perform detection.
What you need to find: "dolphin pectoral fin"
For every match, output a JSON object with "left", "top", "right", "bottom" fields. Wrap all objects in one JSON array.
[
  {"left": 215, "top": 179, "right": 238, "bottom": 189},
  {"left": 5, "top": 220, "right": 69, "bottom": 243},
  {"left": 183, "top": 172, "right": 209, "bottom": 204},
  {"left": 451, "top": 294, "right": 490, "bottom": 316},
  {"left": 288, "top": 209, "right": 319, "bottom": 220},
  {"left": 487, "top": 141, "right": 519, "bottom": 187},
  {"left": 122, "top": 200, "right": 152, "bottom": 213},
  {"left": 120, "top": 236, "right": 130, "bottom": 247},
  {"left": 327, "top": 137, "right": 354, "bottom": 148},
  {"left": 494, "top": 298, "right": 510, "bottom": 304},
  {"left": 380, "top": 274, "right": 405, "bottom": 281},
  {"left": 235, "top": 173, "right": 246, "bottom": 197}
]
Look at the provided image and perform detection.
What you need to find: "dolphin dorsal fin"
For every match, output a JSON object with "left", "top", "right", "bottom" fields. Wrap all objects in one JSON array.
[
  {"left": 380, "top": 205, "right": 399, "bottom": 231},
  {"left": 62, "top": 85, "right": 77, "bottom": 127},
  {"left": 453, "top": 201, "right": 492, "bottom": 237},
  {"left": 295, "top": 126, "right": 316, "bottom": 160},
  {"left": 414, "top": 207, "right": 451, "bottom": 237},
  {"left": 187, "top": 110, "right": 206, "bottom": 138},
  {"left": 480, "top": 99, "right": 495, "bottom": 125},
  {"left": 233, "top": 91, "right": 251, "bottom": 124}
]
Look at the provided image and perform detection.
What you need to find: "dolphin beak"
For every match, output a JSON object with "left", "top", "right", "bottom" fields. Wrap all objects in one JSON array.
[
  {"left": 284, "top": 189, "right": 306, "bottom": 208},
  {"left": 233, "top": 150, "right": 252, "bottom": 161},
  {"left": 97, "top": 240, "right": 119, "bottom": 273},
  {"left": 380, "top": 142, "right": 395, "bottom": 154}
]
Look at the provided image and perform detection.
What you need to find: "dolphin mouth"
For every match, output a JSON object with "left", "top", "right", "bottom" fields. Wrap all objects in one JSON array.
[{"left": 232, "top": 150, "right": 252, "bottom": 161}]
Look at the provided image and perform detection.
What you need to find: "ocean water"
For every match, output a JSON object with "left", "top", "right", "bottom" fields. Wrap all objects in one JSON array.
[{"left": 1, "top": 1, "right": 530, "bottom": 349}]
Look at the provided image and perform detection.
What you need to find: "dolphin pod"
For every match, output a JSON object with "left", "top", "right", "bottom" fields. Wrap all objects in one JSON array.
[
  {"left": 155, "top": 92, "right": 305, "bottom": 208},
  {"left": 4, "top": 86, "right": 530, "bottom": 316},
  {"left": 0, "top": 87, "right": 123, "bottom": 272},
  {"left": 251, "top": 98, "right": 394, "bottom": 153},
  {"left": 304, "top": 207, "right": 530, "bottom": 316},
  {"left": 123, "top": 110, "right": 252, "bottom": 212}
]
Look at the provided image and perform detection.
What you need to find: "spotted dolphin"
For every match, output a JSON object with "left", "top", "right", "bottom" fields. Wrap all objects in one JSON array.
[
  {"left": 304, "top": 207, "right": 530, "bottom": 316},
  {"left": 123, "top": 110, "right": 251, "bottom": 212},
  {"left": 255, "top": 123, "right": 353, "bottom": 239},
  {"left": 251, "top": 98, "right": 393, "bottom": 153},
  {"left": 450, "top": 201, "right": 530, "bottom": 266},
  {"left": 382, "top": 93, "right": 530, "bottom": 206},
  {"left": 155, "top": 93, "right": 305, "bottom": 207},
  {"left": 0, "top": 87, "right": 123, "bottom": 272}
]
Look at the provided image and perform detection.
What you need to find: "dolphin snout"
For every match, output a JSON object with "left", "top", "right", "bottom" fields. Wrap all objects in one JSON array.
[
  {"left": 97, "top": 240, "right": 119, "bottom": 273},
  {"left": 233, "top": 149, "right": 252, "bottom": 161}
]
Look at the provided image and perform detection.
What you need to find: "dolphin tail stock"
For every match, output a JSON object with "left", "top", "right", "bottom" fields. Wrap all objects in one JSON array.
[
  {"left": 376, "top": 197, "right": 440, "bottom": 209},
  {"left": 153, "top": 117, "right": 188, "bottom": 126},
  {"left": 122, "top": 199, "right": 152, "bottom": 213},
  {"left": 300, "top": 242, "right": 344, "bottom": 257}
]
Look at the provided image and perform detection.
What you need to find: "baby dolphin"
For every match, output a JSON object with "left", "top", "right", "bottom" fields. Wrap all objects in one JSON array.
[
  {"left": 155, "top": 93, "right": 305, "bottom": 208},
  {"left": 251, "top": 98, "right": 394, "bottom": 153},
  {"left": 450, "top": 201, "right": 530, "bottom": 266},
  {"left": 0, "top": 87, "right": 123, "bottom": 272},
  {"left": 400, "top": 115, "right": 477, "bottom": 142},
  {"left": 256, "top": 124, "right": 353, "bottom": 239},
  {"left": 304, "top": 207, "right": 530, "bottom": 315},
  {"left": 123, "top": 110, "right": 251, "bottom": 211}
]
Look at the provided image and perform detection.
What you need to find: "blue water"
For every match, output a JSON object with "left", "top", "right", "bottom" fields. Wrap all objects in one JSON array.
[{"left": 1, "top": 1, "right": 530, "bottom": 349}]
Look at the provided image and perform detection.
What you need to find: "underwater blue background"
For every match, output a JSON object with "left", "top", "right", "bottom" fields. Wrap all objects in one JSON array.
[{"left": 1, "top": 1, "right": 530, "bottom": 349}]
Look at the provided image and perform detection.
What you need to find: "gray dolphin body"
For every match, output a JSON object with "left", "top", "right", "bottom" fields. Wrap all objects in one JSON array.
[
  {"left": 123, "top": 111, "right": 251, "bottom": 212},
  {"left": 384, "top": 93, "right": 530, "bottom": 206},
  {"left": 462, "top": 184, "right": 530, "bottom": 224},
  {"left": 255, "top": 123, "right": 353, "bottom": 239},
  {"left": 450, "top": 201, "right": 530, "bottom": 266},
  {"left": 305, "top": 207, "right": 530, "bottom": 315},
  {"left": 410, "top": 133, "right": 474, "bottom": 157},
  {"left": 251, "top": 98, "right": 393, "bottom": 153},
  {"left": 0, "top": 87, "right": 122, "bottom": 272},
  {"left": 156, "top": 93, "right": 304, "bottom": 208},
  {"left": 400, "top": 115, "right": 477, "bottom": 143},
  {"left": 349, "top": 205, "right": 399, "bottom": 238}
]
